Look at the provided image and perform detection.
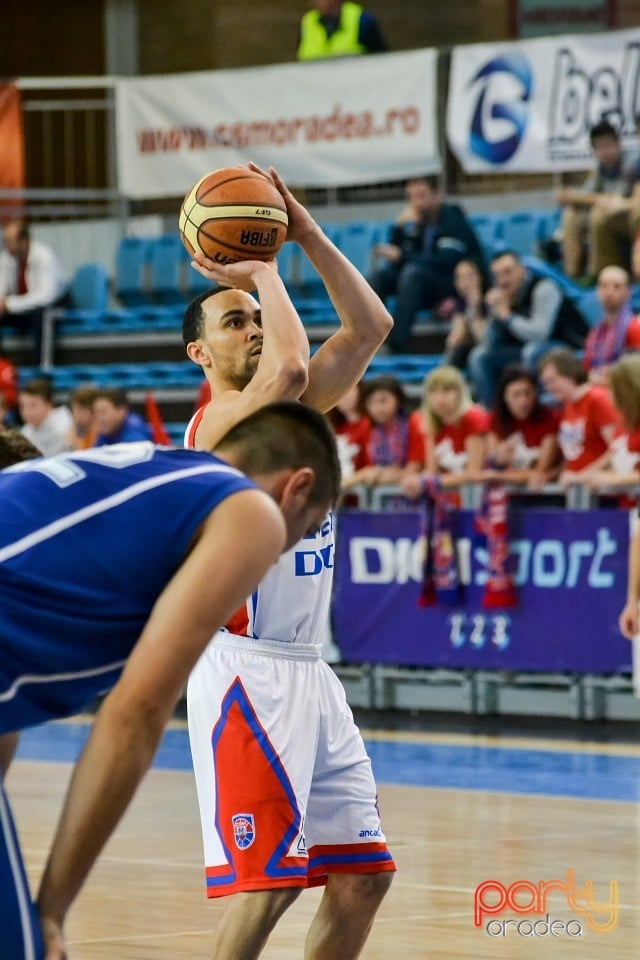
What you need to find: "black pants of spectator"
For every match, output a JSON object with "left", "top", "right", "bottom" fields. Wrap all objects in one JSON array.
[
  {"left": 0, "top": 309, "right": 46, "bottom": 366},
  {"left": 368, "top": 260, "right": 454, "bottom": 353},
  {"left": 0, "top": 293, "right": 70, "bottom": 367}
]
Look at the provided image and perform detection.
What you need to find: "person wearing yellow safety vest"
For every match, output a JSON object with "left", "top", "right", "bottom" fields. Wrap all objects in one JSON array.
[{"left": 297, "top": 0, "right": 388, "bottom": 60}]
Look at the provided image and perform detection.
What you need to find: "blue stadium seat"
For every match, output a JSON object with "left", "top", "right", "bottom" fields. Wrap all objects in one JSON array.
[
  {"left": 337, "top": 220, "right": 383, "bottom": 276},
  {"left": 149, "top": 234, "right": 189, "bottom": 306},
  {"left": 574, "top": 288, "right": 602, "bottom": 328},
  {"left": 56, "top": 262, "right": 111, "bottom": 333},
  {"left": 469, "top": 213, "right": 503, "bottom": 259},
  {"left": 114, "top": 236, "right": 154, "bottom": 308},
  {"left": 631, "top": 284, "right": 640, "bottom": 312},
  {"left": 499, "top": 210, "right": 546, "bottom": 258}
]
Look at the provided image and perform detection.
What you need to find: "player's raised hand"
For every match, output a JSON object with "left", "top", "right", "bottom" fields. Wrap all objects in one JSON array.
[
  {"left": 247, "top": 162, "right": 317, "bottom": 244},
  {"left": 190, "top": 252, "right": 278, "bottom": 292}
]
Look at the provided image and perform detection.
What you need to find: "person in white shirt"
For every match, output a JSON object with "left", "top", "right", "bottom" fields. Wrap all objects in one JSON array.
[
  {"left": 18, "top": 377, "right": 72, "bottom": 456},
  {"left": 0, "top": 219, "right": 68, "bottom": 364}
]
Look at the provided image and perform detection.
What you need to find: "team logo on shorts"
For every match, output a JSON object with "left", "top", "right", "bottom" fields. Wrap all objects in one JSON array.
[{"left": 232, "top": 813, "right": 255, "bottom": 850}]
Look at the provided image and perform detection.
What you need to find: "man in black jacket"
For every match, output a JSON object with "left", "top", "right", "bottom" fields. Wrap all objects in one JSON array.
[
  {"left": 368, "top": 176, "right": 485, "bottom": 352},
  {"left": 468, "top": 250, "right": 589, "bottom": 407}
]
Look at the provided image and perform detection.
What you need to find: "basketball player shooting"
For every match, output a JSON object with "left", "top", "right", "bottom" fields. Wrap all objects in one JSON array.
[{"left": 182, "top": 163, "right": 395, "bottom": 960}]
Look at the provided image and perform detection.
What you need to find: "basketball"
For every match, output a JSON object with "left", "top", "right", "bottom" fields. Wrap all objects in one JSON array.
[{"left": 179, "top": 166, "right": 289, "bottom": 264}]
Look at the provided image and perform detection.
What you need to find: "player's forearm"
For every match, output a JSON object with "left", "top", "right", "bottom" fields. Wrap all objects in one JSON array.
[
  {"left": 299, "top": 225, "right": 393, "bottom": 345},
  {"left": 36, "top": 695, "right": 167, "bottom": 924},
  {"left": 252, "top": 268, "right": 309, "bottom": 396}
]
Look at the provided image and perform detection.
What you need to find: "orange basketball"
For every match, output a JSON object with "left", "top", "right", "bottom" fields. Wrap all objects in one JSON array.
[{"left": 179, "top": 166, "right": 288, "bottom": 264}]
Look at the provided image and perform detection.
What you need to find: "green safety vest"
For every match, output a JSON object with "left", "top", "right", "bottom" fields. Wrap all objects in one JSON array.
[{"left": 297, "top": 2, "right": 367, "bottom": 60}]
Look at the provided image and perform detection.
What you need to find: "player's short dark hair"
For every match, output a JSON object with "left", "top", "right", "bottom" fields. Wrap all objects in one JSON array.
[
  {"left": 215, "top": 401, "right": 341, "bottom": 507},
  {"left": 182, "top": 288, "right": 220, "bottom": 347},
  {"left": 590, "top": 120, "right": 619, "bottom": 144},
  {"left": 0, "top": 427, "right": 42, "bottom": 468}
]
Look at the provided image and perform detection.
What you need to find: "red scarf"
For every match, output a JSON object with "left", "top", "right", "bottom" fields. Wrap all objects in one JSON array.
[
  {"left": 419, "top": 476, "right": 461, "bottom": 607},
  {"left": 475, "top": 480, "right": 517, "bottom": 609}
]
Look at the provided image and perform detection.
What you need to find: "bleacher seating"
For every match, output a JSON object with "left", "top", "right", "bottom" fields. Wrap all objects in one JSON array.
[{"left": 30, "top": 206, "right": 609, "bottom": 441}]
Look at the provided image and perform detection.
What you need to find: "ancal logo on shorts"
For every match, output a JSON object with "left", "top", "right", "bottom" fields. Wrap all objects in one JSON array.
[
  {"left": 474, "top": 868, "right": 618, "bottom": 937},
  {"left": 467, "top": 52, "right": 532, "bottom": 164},
  {"left": 232, "top": 813, "right": 255, "bottom": 850}
]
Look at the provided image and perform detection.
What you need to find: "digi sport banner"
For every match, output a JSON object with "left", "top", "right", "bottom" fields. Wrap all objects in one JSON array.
[
  {"left": 115, "top": 49, "right": 439, "bottom": 199},
  {"left": 332, "top": 509, "right": 632, "bottom": 674},
  {"left": 447, "top": 27, "right": 640, "bottom": 174}
]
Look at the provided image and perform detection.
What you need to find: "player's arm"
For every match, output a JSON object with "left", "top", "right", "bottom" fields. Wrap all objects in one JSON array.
[
  {"left": 620, "top": 519, "right": 640, "bottom": 639},
  {"left": 36, "top": 490, "right": 286, "bottom": 954},
  {"left": 249, "top": 163, "right": 393, "bottom": 413},
  {"left": 190, "top": 257, "right": 310, "bottom": 449}
]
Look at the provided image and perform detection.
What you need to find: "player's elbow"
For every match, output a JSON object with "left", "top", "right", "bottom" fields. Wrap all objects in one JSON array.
[{"left": 277, "top": 359, "right": 309, "bottom": 399}]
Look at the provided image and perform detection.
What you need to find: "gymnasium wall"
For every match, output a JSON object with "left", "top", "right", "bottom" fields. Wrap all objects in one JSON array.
[{"left": 3, "top": 1, "right": 638, "bottom": 78}]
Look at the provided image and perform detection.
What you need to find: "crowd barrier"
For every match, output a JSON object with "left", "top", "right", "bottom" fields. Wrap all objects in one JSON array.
[{"left": 330, "top": 487, "right": 640, "bottom": 721}]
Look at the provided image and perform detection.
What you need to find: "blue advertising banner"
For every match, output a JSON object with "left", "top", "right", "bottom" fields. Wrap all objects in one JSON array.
[{"left": 333, "top": 509, "right": 632, "bottom": 674}]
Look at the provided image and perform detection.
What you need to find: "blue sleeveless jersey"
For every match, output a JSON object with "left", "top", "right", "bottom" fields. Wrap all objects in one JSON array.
[{"left": 0, "top": 442, "right": 255, "bottom": 732}]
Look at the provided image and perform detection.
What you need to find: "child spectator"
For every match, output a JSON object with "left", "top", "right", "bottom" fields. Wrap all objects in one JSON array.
[
  {"left": 93, "top": 387, "right": 152, "bottom": 445},
  {"left": 404, "top": 364, "right": 489, "bottom": 496},
  {"left": 343, "top": 375, "right": 424, "bottom": 488},
  {"left": 487, "top": 364, "right": 560, "bottom": 490},
  {"left": 66, "top": 384, "right": 99, "bottom": 450},
  {"left": 327, "top": 381, "right": 370, "bottom": 481},
  {"left": 583, "top": 265, "right": 640, "bottom": 386},
  {"left": 18, "top": 376, "right": 72, "bottom": 456},
  {"left": 539, "top": 348, "right": 621, "bottom": 487}
]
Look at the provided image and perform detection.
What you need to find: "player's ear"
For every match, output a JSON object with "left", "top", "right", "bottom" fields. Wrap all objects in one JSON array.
[
  {"left": 280, "top": 467, "right": 315, "bottom": 509},
  {"left": 186, "top": 340, "right": 211, "bottom": 367}
]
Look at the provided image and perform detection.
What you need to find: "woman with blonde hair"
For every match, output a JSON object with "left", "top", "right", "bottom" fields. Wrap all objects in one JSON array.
[
  {"left": 582, "top": 353, "right": 640, "bottom": 492},
  {"left": 404, "top": 364, "right": 490, "bottom": 496}
]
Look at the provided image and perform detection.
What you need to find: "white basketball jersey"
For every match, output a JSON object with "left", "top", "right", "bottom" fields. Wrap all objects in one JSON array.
[{"left": 186, "top": 405, "right": 334, "bottom": 651}]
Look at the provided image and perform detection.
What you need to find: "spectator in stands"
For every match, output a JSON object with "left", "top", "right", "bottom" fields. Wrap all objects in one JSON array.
[
  {"left": 403, "top": 365, "right": 489, "bottom": 496},
  {"left": 342, "top": 375, "right": 424, "bottom": 488},
  {"left": 93, "top": 387, "right": 152, "bottom": 445},
  {"left": 66, "top": 384, "right": 99, "bottom": 450},
  {"left": 468, "top": 250, "right": 589, "bottom": 407},
  {"left": 297, "top": 0, "right": 388, "bottom": 60},
  {"left": 327, "top": 381, "right": 370, "bottom": 481},
  {"left": 579, "top": 354, "right": 640, "bottom": 494},
  {"left": 583, "top": 265, "right": 640, "bottom": 385},
  {"left": 18, "top": 376, "right": 72, "bottom": 456},
  {"left": 486, "top": 364, "right": 560, "bottom": 490},
  {"left": 557, "top": 120, "right": 640, "bottom": 281},
  {"left": 445, "top": 258, "right": 489, "bottom": 372},
  {"left": 368, "top": 176, "right": 485, "bottom": 353},
  {"left": 539, "top": 348, "right": 621, "bottom": 488},
  {"left": 0, "top": 349, "right": 18, "bottom": 422},
  {"left": 0, "top": 219, "right": 68, "bottom": 365}
]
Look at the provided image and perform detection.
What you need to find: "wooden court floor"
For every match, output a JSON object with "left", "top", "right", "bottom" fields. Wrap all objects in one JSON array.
[{"left": 7, "top": 722, "right": 640, "bottom": 959}]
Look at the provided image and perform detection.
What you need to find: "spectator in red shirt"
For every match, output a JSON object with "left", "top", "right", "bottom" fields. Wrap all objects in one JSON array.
[
  {"left": 343, "top": 375, "right": 424, "bottom": 488},
  {"left": 583, "top": 265, "right": 640, "bottom": 386},
  {"left": 487, "top": 364, "right": 560, "bottom": 489},
  {"left": 539, "top": 348, "right": 621, "bottom": 487},
  {"left": 404, "top": 364, "right": 489, "bottom": 498},
  {"left": 0, "top": 351, "right": 17, "bottom": 419},
  {"left": 581, "top": 353, "right": 640, "bottom": 492},
  {"left": 327, "top": 381, "right": 371, "bottom": 480}
]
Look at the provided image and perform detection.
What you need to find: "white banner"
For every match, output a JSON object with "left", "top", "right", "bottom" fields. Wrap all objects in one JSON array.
[
  {"left": 447, "top": 28, "right": 640, "bottom": 174},
  {"left": 115, "top": 49, "right": 439, "bottom": 199}
]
